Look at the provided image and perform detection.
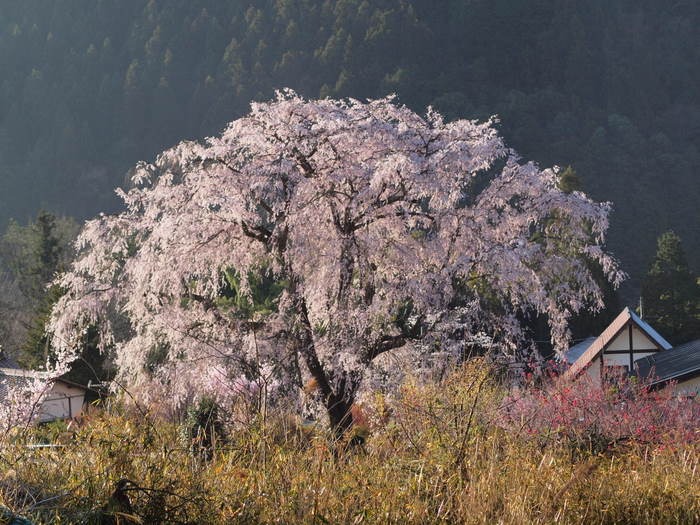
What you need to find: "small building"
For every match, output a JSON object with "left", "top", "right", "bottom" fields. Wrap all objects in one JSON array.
[
  {"left": 562, "top": 307, "right": 672, "bottom": 384},
  {"left": 562, "top": 307, "right": 700, "bottom": 395},
  {"left": 0, "top": 367, "right": 88, "bottom": 423}
]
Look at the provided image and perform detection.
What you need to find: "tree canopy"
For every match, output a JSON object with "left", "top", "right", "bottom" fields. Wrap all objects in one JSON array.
[
  {"left": 48, "top": 93, "right": 622, "bottom": 432},
  {"left": 0, "top": 212, "right": 78, "bottom": 368},
  {"left": 641, "top": 231, "right": 700, "bottom": 345}
]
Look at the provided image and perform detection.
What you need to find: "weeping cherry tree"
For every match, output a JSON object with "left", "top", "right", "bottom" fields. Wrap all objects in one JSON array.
[{"left": 48, "top": 91, "right": 623, "bottom": 434}]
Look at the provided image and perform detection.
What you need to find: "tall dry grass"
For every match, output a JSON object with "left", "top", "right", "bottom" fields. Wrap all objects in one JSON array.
[{"left": 0, "top": 360, "right": 698, "bottom": 524}]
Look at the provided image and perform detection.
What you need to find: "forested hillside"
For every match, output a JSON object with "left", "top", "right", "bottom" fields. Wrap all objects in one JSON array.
[{"left": 0, "top": 0, "right": 698, "bottom": 296}]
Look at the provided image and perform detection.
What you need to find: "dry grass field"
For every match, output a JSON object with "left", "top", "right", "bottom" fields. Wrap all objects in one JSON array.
[{"left": 0, "top": 361, "right": 698, "bottom": 524}]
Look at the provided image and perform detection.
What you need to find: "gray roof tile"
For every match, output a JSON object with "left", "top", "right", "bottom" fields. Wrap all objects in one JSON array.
[{"left": 636, "top": 338, "right": 700, "bottom": 384}]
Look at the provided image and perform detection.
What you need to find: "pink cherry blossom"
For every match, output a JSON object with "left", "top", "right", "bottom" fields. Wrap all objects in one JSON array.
[{"left": 48, "top": 91, "right": 623, "bottom": 433}]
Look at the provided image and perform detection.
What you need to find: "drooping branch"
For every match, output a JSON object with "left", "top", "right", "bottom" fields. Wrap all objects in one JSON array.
[
  {"left": 292, "top": 146, "right": 315, "bottom": 178},
  {"left": 240, "top": 220, "right": 271, "bottom": 243},
  {"left": 364, "top": 334, "right": 407, "bottom": 363}
]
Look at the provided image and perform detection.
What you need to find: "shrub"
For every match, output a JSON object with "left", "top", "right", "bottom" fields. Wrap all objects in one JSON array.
[
  {"left": 182, "top": 395, "right": 226, "bottom": 460},
  {"left": 500, "top": 373, "right": 700, "bottom": 453}
]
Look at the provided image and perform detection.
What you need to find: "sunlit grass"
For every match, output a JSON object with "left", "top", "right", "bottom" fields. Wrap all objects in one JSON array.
[{"left": 1, "top": 362, "right": 698, "bottom": 524}]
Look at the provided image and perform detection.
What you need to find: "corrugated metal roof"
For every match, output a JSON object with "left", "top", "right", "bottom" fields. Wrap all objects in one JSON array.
[
  {"left": 563, "top": 307, "right": 672, "bottom": 380},
  {"left": 636, "top": 338, "right": 700, "bottom": 384}
]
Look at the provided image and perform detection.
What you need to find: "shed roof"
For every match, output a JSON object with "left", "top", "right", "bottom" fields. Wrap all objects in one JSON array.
[
  {"left": 0, "top": 367, "right": 87, "bottom": 402},
  {"left": 562, "top": 336, "right": 596, "bottom": 364},
  {"left": 0, "top": 372, "right": 33, "bottom": 400},
  {"left": 636, "top": 338, "right": 700, "bottom": 385},
  {"left": 563, "top": 307, "right": 672, "bottom": 379}
]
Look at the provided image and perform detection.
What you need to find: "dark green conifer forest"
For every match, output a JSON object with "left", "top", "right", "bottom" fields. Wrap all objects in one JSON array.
[{"left": 0, "top": 0, "right": 698, "bottom": 300}]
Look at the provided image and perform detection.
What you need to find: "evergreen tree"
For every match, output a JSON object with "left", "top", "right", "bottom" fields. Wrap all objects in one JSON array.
[
  {"left": 0, "top": 212, "right": 112, "bottom": 384},
  {"left": 557, "top": 165, "right": 582, "bottom": 194},
  {"left": 641, "top": 231, "right": 700, "bottom": 344}
]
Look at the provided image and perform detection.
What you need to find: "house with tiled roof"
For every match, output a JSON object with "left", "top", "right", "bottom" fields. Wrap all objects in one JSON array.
[
  {"left": 560, "top": 307, "right": 700, "bottom": 395},
  {"left": 562, "top": 307, "right": 672, "bottom": 383}
]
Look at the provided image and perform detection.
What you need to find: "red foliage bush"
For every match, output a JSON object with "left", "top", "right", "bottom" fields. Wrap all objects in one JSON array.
[{"left": 499, "top": 372, "right": 700, "bottom": 452}]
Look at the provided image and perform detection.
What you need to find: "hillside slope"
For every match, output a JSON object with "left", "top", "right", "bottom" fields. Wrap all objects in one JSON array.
[{"left": 0, "top": 0, "right": 697, "bottom": 293}]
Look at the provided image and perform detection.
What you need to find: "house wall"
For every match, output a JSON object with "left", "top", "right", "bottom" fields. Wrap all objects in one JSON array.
[
  {"left": 606, "top": 326, "right": 657, "bottom": 352},
  {"left": 672, "top": 375, "right": 700, "bottom": 396},
  {"left": 606, "top": 330, "right": 631, "bottom": 351},
  {"left": 37, "top": 382, "right": 86, "bottom": 423},
  {"left": 631, "top": 327, "right": 658, "bottom": 350},
  {"left": 584, "top": 358, "right": 602, "bottom": 386},
  {"left": 603, "top": 352, "right": 657, "bottom": 368},
  {"left": 602, "top": 325, "right": 660, "bottom": 372}
]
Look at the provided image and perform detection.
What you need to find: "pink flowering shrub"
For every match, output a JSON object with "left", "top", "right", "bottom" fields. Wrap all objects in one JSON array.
[{"left": 500, "top": 372, "right": 700, "bottom": 452}]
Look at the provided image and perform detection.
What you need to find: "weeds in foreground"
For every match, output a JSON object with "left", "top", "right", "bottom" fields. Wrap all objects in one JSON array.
[{"left": 0, "top": 361, "right": 697, "bottom": 524}]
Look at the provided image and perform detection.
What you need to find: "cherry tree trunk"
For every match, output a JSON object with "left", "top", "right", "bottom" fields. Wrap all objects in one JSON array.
[{"left": 326, "top": 392, "right": 355, "bottom": 438}]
